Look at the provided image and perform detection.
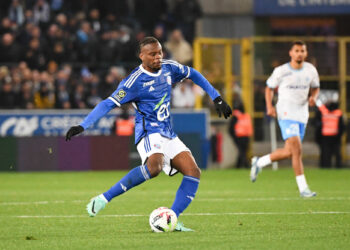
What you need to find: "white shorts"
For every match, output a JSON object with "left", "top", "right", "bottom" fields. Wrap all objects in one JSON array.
[{"left": 136, "top": 133, "right": 191, "bottom": 176}]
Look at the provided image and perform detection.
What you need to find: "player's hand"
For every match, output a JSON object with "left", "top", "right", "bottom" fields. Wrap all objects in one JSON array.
[
  {"left": 266, "top": 106, "right": 276, "bottom": 117},
  {"left": 65, "top": 125, "right": 84, "bottom": 141},
  {"left": 214, "top": 96, "right": 232, "bottom": 119},
  {"left": 308, "top": 96, "right": 317, "bottom": 107}
]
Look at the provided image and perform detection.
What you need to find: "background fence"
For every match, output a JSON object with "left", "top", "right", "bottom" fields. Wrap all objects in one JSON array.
[{"left": 194, "top": 36, "right": 350, "bottom": 162}]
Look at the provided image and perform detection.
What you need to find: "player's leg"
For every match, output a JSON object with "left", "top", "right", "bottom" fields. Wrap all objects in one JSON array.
[
  {"left": 251, "top": 120, "right": 296, "bottom": 182},
  {"left": 170, "top": 151, "right": 200, "bottom": 232},
  {"left": 170, "top": 151, "right": 200, "bottom": 216},
  {"left": 287, "top": 124, "right": 316, "bottom": 197},
  {"left": 250, "top": 141, "right": 292, "bottom": 182},
  {"left": 162, "top": 137, "right": 199, "bottom": 231},
  {"left": 86, "top": 134, "right": 164, "bottom": 217},
  {"left": 102, "top": 153, "right": 162, "bottom": 201}
]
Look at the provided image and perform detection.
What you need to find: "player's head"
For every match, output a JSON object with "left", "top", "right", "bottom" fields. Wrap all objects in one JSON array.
[
  {"left": 289, "top": 40, "right": 307, "bottom": 65},
  {"left": 139, "top": 36, "right": 163, "bottom": 72}
]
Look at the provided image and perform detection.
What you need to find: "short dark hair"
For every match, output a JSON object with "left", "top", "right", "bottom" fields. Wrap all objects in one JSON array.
[
  {"left": 290, "top": 40, "right": 306, "bottom": 49},
  {"left": 139, "top": 36, "right": 160, "bottom": 51}
]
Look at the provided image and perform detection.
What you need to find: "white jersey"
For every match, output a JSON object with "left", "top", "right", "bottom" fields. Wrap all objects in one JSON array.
[{"left": 267, "top": 62, "right": 320, "bottom": 123}]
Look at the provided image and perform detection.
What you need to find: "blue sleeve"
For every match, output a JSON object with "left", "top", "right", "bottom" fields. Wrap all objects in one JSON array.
[
  {"left": 188, "top": 67, "right": 220, "bottom": 100},
  {"left": 80, "top": 98, "right": 117, "bottom": 130}
]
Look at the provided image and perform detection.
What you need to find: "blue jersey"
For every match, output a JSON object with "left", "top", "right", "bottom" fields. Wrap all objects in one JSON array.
[{"left": 80, "top": 60, "right": 220, "bottom": 144}]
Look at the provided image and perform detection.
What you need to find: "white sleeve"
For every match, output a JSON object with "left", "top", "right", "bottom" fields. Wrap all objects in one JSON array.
[
  {"left": 266, "top": 67, "right": 280, "bottom": 88},
  {"left": 310, "top": 68, "right": 320, "bottom": 88}
]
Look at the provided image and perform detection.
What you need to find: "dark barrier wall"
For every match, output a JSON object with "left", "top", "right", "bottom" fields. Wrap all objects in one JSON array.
[
  {"left": 0, "top": 137, "right": 17, "bottom": 171},
  {"left": 0, "top": 136, "right": 130, "bottom": 172},
  {"left": 0, "top": 109, "right": 209, "bottom": 171}
]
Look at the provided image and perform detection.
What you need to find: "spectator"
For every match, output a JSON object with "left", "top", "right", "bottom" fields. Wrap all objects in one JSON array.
[
  {"left": 0, "top": 79, "right": 16, "bottom": 108},
  {"left": 34, "top": 81, "right": 55, "bottom": 108},
  {"left": 71, "top": 83, "right": 86, "bottom": 109},
  {"left": 165, "top": 29, "right": 193, "bottom": 65},
  {"left": 88, "top": 8, "right": 101, "bottom": 33},
  {"left": 0, "top": 33, "right": 22, "bottom": 62},
  {"left": 315, "top": 101, "right": 345, "bottom": 168},
  {"left": 33, "top": 0, "right": 50, "bottom": 29},
  {"left": 56, "top": 81, "right": 70, "bottom": 109},
  {"left": 172, "top": 0, "right": 202, "bottom": 43},
  {"left": 86, "top": 87, "right": 102, "bottom": 108},
  {"left": 134, "top": 0, "right": 168, "bottom": 33},
  {"left": 24, "top": 38, "right": 46, "bottom": 70},
  {"left": 8, "top": 0, "right": 25, "bottom": 26},
  {"left": 0, "top": 17, "right": 13, "bottom": 35},
  {"left": 75, "top": 21, "right": 96, "bottom": 62},
  {"left": 172, "top": 79, "right": 195, "bottom": 108},
  {"left": 228, "top": 102, "right": 253, "bottom": 168},
  {"left": 18, "top": 80, "right": 35, "bottom": 109}
]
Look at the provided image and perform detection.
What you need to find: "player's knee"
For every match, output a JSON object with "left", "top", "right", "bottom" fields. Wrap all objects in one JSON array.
[
  {"left": 147, "top": 155, "right": 164, "bottom": 177},
  {"left": 187, "top": 165, "right": 201, "bottom": 179},
  {"left": 194, "top": 166, "right": 201, "bottom": 179},
  {"left": 147, "top": 163, "right": 162, "bottom": 177},
  {"left": 291, "top": 145, "right": 302, "bottom": 156}
]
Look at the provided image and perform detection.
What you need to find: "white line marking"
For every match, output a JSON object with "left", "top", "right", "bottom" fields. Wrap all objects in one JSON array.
[
  {"left": 2, "top": 197, "right": 350, "bottom": 206},
  {"left": 4, "top": 211, "right": 350, "bottom": 219}
]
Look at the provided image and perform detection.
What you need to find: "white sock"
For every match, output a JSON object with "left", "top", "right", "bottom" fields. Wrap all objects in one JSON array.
[
  {"left": 296, "top": 175, "right": 308, "bottom": 192},
  {"left": 257, "top": 154, "right": 271, "bottom": 168},
  {"left": 99, "top": 194, "right": 109, "bottom": 203}
]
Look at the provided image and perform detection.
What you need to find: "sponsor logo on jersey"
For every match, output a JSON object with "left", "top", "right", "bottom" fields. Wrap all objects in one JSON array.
[
  {"left": 114, "top": 89, "right": 127, "bottom": 102},
  {"left": 280, "top": 72, "right": 293, "bottom": 78},
  {"left": 149, "top": 86, "right": 155, "bottom": 92},
  {"left": 150, "top": 122, "right": 159, "bottom": 127},
  {"left": 153, "top": 144, "right": 161, "bottom": 149},
  {"left": 143, "top": 80, "right": 155, "bottom": 87},
  {"left": 286, "top": 85, "right": 308, "bottom": 89}
]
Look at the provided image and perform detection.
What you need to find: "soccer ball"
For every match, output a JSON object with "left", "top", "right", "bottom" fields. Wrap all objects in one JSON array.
[{"left": 149, "top": 207, "right": 177, "bottom": 233}]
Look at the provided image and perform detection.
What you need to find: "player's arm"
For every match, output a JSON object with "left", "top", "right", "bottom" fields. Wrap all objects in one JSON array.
[
  {"left": 265, "top": 67, "right": 280, "bottom": 117},
  {"left": 66, "top": 98, "right": 117, "bottom": 141},
  {"left": 188, "top": 67, "right": 232, "bottom": 119},
  {"left": 265, "top": 87, "right": 276, "bottom": 117},
  {"left": 308, "top": 87, "right": 320, "bottom": 107}
]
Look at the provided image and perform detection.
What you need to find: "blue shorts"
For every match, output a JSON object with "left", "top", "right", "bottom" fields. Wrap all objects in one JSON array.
[{"left": 278, "top": 120, "right": 306, "bottom": 141}]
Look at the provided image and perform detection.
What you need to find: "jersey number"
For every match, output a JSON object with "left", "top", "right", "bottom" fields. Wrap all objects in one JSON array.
[{"left": 157, "top": 102, "right": 170, "bottom": 121}]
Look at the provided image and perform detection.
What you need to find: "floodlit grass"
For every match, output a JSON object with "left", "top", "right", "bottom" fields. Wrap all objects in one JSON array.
[{"left": 0, "top": 168, "right": 349, "bottom": 249}]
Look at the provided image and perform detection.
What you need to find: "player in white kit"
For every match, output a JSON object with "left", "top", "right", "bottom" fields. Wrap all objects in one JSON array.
[{"left": 250, "top": 41, "right": 320, "bottom": 198}]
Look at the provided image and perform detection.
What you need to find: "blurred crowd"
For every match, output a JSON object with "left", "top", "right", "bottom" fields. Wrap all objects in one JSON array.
[{"left": 0, "top": 0, "right": 202, "bottom": 109}]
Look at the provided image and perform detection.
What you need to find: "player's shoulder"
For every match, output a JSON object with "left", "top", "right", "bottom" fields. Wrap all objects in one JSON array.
[
  {"left": 303, "top": 62, "right": 318, "bottom": 72},
  {"left": 122, "top": 66, "right": 144, "bottom": 89},
  {"left": 162, "top": 59, "right": 188, "bottom": 74},
  {"left": 162, "top": 59, "right": 184, "bottom": 70},
  {"left": 272, "top": 63, "right": 289, "bottom": 75},
  {"left": 162, "top": 59, "right": 182, "bottom": 67}
]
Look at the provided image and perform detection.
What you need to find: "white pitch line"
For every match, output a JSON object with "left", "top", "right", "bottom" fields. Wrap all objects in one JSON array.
[
  {"left": 1, "top": 197, "right": 350, "bottom": 206},
  {"left": 0, "top": 200, "right": 85, "bottom": 205},
  {"left": 3, "top": 211, "right": 350, "bottom": 219}
]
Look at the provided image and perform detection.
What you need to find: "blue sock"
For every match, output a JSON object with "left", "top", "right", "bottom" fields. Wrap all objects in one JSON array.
[
  {"left": 103, "top": 165, "right": 151, "bottom": 202},
  {"left": 171, "top": 176, "right": 200, "bottom": 217}
]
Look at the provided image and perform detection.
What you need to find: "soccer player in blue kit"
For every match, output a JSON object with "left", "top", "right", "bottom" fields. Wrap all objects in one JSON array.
[{"left": 66, "top": 37, "right": 232, "bottom": 231}]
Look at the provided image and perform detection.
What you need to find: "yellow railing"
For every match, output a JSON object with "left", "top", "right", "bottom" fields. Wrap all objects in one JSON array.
[{"left": 194, "top": 36, "right": 350, "bottom": 159}]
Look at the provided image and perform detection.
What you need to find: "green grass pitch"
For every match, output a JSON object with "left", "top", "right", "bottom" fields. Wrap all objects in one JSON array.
[{"left": 1, "top": 168, "right": 350, "bottom": 249}]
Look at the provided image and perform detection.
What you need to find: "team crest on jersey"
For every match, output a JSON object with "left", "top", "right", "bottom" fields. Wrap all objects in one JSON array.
[{"left": 114, "top": 89, "right": 127, "bottom": 102}]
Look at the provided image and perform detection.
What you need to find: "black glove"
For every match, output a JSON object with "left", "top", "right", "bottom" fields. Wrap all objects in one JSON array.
[
  {"left": 65, "top": 125, "right": 84, "bottom": 141},
  {"left": 214, "top": 96, "right": 232, "bottom": 119}
]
